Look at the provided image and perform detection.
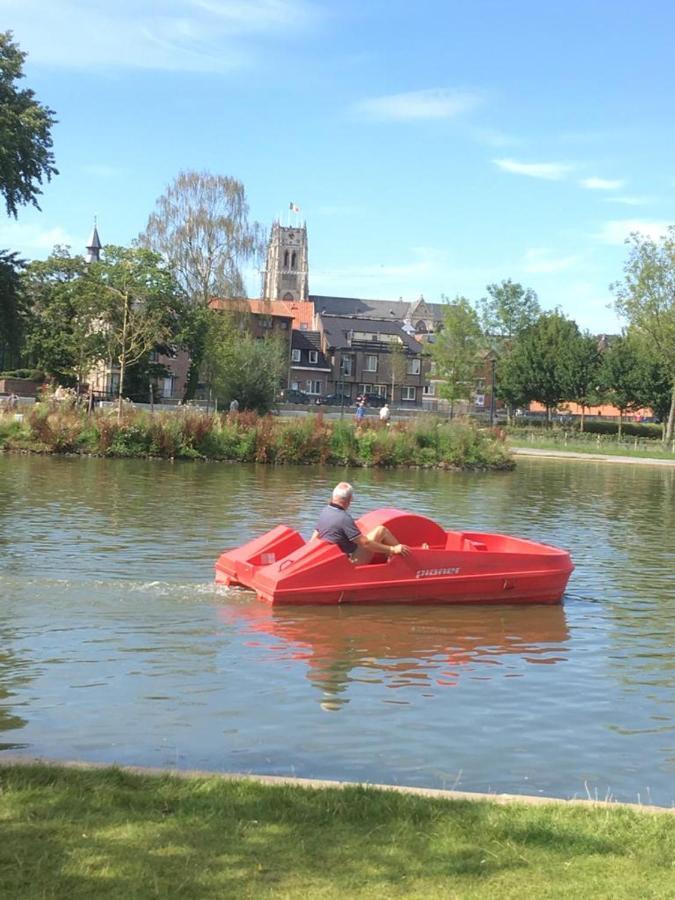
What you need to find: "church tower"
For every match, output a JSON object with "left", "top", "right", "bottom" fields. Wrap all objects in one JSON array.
[
  {"left": 86, "top": 221, "right": 102, "bottom": 263},
  {"left": 262, "top": 220, "right": 309, "bottom": 302}
]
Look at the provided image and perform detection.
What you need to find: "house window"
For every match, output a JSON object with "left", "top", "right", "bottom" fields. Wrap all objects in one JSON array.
[
  {"left": 162, "top": 377, "right": 174, "bottom": 399},
  {"left": 407, "top": 358, "right": 421, "bottom": 375},
  {"left": 358, "top": 384, "right": 373, "bottom": 395},
  {"left": 402, "top": 386, "right": 416, "bottom": 401},
  {"left": 364, "top": 354, "right": 378, "bottom": 372},
  {"left": 341, "top": 355, "right": 354, "bottom": 376},
  {"left": 261, "top": 316, "right": 273, "bottom": 328},
  {"left": 423, "top": 383, "right": 435, "bottom": 396},
  {"left": 306, "top": 380, "right": 321, "bottom": 395},
  {"left": 308, "top": 350, "right": 318, "bottom": 364},
  {"left": 279, "top": 320, "right": 288, "bottom": 329},
  {"left": 291, "top": 381, "right": 299, "bottom": 391},
  {"left": 375, "top": 384, "right": 387, "bottom": 397},
  {"left": 291, "top": 349, "right": 301, "bottom": 362}
]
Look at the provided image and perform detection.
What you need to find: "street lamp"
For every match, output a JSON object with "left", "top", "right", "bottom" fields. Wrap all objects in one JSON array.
[{"left": 489, "top": 354, "right": 497, "bottom": 427}]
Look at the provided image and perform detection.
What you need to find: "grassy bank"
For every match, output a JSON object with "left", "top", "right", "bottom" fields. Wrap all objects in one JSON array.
[
  {"left": 506, "top": 427, "right": 675, "bottom": 461},
  {"left": 0, "top": 405, "right": 513, "bottom": 470},
  {"left": 0, "top": 764, "right": 673, "bottom": 899}
]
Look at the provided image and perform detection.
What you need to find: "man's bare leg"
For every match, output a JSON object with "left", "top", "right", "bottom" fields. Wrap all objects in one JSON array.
[{"left": 351, "top": 525, "right": 400, "bottom": 564}]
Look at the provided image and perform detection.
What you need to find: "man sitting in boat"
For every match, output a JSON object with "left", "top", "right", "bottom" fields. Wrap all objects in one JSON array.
[{"left": 311, "top": 482, "right": 411, "bottom": 564}]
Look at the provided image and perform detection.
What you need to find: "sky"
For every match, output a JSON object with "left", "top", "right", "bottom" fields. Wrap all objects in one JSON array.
[{"left": 2, "top": 0, "right": 675, "bottom": 333}]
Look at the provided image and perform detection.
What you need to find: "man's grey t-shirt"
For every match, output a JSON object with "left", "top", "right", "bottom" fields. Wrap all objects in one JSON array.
[{"left": 316, "top": 503, "right": 362, "bottom": 555}]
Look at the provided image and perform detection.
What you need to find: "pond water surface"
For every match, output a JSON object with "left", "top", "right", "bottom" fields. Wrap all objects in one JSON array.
[{"left": 1, "top": 455, "right": 674, "bottom": 805}]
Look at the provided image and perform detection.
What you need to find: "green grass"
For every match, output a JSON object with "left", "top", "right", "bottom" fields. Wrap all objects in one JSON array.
[
  {"left": 508, "top": 435, "right": 675, "bottom": 461},
  {"left": 1, "top": 764, "right": 674, "bottom": 899}
]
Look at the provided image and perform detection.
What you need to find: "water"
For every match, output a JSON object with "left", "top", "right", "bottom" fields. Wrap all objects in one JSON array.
[{"left": 1, "top": 455, "right": 674, "bottom": 805}]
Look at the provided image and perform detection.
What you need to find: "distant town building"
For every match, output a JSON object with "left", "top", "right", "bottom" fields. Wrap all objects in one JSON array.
[{"left": 263, "top": 221, "right": 309, "bottom": 302}]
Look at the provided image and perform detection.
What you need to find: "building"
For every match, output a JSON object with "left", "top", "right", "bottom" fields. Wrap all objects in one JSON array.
[
  {"left": 316, "top": 314, "right": 427, "bottom": 405},
  {"left": 262, "top": 221, "right": 309, "bottom": 302}
]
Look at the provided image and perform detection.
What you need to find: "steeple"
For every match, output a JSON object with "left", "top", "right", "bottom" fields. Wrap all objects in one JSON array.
[
  {"left": 262, "top": 218, "right": 309, "bottom": 301},
  {"left": 86, "top": 219, "right": 102, "bottom": 263}
]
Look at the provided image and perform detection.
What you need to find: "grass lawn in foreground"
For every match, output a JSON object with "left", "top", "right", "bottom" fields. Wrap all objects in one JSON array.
[{"left": 1, "top": 765, "right": 674, "bottom": 899}]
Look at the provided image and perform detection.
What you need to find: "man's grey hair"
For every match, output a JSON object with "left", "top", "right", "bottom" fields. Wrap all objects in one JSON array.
[{"left": 332, "top": 482, "right": 353, "bottom": 502}]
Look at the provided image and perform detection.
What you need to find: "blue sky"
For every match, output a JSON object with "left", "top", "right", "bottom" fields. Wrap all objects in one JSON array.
[{"left": 2, "top": 0, "right": 674, "bottom": 333}]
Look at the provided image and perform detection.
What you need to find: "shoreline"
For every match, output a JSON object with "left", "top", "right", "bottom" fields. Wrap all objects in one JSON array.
[
  {"left": 512, "top": 446, "right": 675, "bottom": 467},
  {"left": 1, "top": 755, "right": 673, "bottom": 815}
]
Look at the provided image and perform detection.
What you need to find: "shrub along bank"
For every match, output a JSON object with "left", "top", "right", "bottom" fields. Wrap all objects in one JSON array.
[{"left": 0, "top": 405, "right": 513, "bottom": 470}]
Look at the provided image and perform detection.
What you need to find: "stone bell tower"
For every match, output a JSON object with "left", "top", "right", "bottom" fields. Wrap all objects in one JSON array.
[{"left": 262, "top": 219, "right": 309, "bottom": 302}]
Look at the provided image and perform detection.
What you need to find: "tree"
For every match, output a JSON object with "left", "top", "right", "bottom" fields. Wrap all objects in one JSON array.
[
  {"left": 0, "top": 249, "right": 25, "bottom": 368},
  {"left": 598, "top": 335, "right": 647, "bottom": 437},
  {"left": 430, "top": 297, "right": 482, "bottom": 417},
  {"left": 477, "top": 279, "right": 541, "bottom": 342},
  {"left": 497, "top": 311, "right": 581, "bottom": 422},
  {"left": 87, "top": 246, "right": 184, "bottom": 420},
  {"left": 0, "top": 32, "right": 57, "bottom": 217},
  {"left": 137, "top": 171, "right": 265, "bottom": 398},
  {"left": 23, "top": 248, "right": 104, "bottom": 387},
  {"left": 560, "top": 331, "right": 602, "bottom": 431},
  {"left": 612, "top": 227, "right": 675, "bottom": 444},
  {"left": 202, "top": 309, "right": 286, "bottom": 413},
  {"left": 388, "top": 339, "right": 408, "bottom": 405}
]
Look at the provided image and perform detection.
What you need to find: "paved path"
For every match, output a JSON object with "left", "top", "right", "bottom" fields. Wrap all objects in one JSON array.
[{"left": 511, "top": 446, "right": 675, "bottom": 467}]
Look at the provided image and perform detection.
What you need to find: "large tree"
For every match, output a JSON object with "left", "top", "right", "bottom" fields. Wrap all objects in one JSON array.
[
  {"left": 137, "top": 171, "right": 264, "bottom": 398},
  {"left": 430, "top": 297, "right": 482, "bottom": 417},
  {"left": 23, "top": 248, "right": 104, "bottom": 387},
  {"left": 477, "top": 279, "right": 541, "bottom": 342},
  {"left": 599, "top": 334, "right": 648, "bottom": 437},
  {"left": 87, "top": 246, "right": 184, "bottom": 420},
  {"left": 560, "top": 331, "right": 602, "bottom": 431},
  {"left": 0, "top": 32, "right": 57, "bottom": 217},
  {"left": 202, "top": 309, "right": 286, "bottom": 413},
  {"left": 497, "top": 311, "right": 581, "bottom": 421},
  {"left": 0, "top": 249, "right": 25, "bottom": 368},
  {"left": 612, "top": 227, "right": 675, "bottom": 443}
]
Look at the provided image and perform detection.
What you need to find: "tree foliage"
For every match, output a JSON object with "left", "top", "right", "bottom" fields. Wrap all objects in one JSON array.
[
  {"left": 0, "top": 249, "right": 26, "bottom": 368},
  {"left": 612, "top": 227, "right": 675, "bottom": 442},
  {"left": 86, "top": 246, "right": 184, "bottom": 419},
  {"left": 560, "top": 331, "right": 602, "bottom": 430},
  {"left": 202, "top": 309, "right": 286, "bottom": 413},
  {"left": 23, "top": 248, "right": 103, "bottom": 386},
  {"left": 477, "top": 279, "right": 541, "bottom": 342},
  {"left": 497, "top": 311, "right": 583, "bottom": 419},
  {"left": 430, "top": 297, "right": 482, "bottom": 415},
  {"left": 0, "top": 32, "right": 57, "bottom": 217},
  {"left": 137, "top": 171, "right": 264, "bottom": 398}
]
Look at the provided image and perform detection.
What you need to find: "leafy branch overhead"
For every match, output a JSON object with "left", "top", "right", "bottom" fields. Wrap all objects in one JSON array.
[{"left": 0, "top": 31, "right": 58, "bottom": 217}]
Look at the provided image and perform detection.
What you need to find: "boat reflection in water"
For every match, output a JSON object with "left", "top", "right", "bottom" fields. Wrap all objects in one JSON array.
[{"left": 219, "top": 599, "right": 569, "bottom": 710}]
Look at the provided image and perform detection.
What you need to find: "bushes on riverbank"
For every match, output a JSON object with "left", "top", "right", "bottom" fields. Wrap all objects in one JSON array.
[
  {"left": 0, "top": 404, "right": 513, "bottom": 470},
  {"left": 1, "top": 763, "right": 674, "bottom": 900}
]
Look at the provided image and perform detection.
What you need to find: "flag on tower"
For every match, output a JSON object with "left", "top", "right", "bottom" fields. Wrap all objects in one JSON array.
[{"left": 289, "top": 202, "right": 300, "bottom": 213}]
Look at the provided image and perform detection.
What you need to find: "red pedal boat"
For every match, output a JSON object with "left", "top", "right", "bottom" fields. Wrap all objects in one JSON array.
[{"left": 215, "top": 508, "right": 573, "bottom": 606}]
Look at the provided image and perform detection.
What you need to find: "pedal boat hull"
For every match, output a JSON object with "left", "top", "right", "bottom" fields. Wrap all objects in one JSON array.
[{"left": 215, "top": 508, "right": 573, "bottom": 606}]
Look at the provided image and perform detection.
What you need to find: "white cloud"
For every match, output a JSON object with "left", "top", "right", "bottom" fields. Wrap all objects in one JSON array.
[
  {"left": 604, "top": 195, "right": 652, "bottom": 206},
  {"left": 493, "top": 158, "right": 572, "bottom": 180},
  {"left": 522, "top": 248, "right": 580, "bottom": 274},
  {"left": 355, "top": 88, "right": 482, "bottom": 122},
  {"left": 595, "top": 219, "right": 671, "bottom": 245},
  {"left": 580, "top": 177, "right": 624, "bottom": 191},
  {"left": 0, "top": 222, "right": 81, "bottom": 256},
  {"left": 0, "top": 0, "right": 315, "bottom": 72}
]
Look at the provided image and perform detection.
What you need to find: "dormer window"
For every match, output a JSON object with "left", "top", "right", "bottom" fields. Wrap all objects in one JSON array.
[
  {"left": 309, "top": 350, "right": 318, "bottom": 364},
  {"left": 291, "top": 349, "right": 301, "bottom": 363}
]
